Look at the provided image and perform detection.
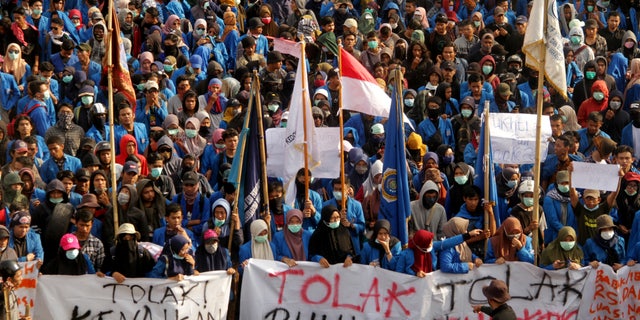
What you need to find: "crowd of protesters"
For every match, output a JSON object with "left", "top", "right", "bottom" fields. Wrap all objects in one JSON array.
[{"left": 1, "top": 1, "right": 640, "bottom": 317}]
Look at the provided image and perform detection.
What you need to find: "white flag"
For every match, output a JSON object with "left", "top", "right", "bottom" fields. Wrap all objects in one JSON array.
[
  {"left": 522, "top": 0, "right": 568, "bottom": 99},
  {"left": 283, "top": 49, "right": 321, "bottom": 206}
]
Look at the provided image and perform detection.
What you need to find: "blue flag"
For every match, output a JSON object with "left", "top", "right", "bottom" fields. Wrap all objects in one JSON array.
[
  {"left": 473, "top": 113, "right": 500, "bottom": 226},
  {"left": 379, "top": 88, "right": 412, "bottom": 244},
  {"left": 228, "top": 99, "right": 262, "bottom": 227}
]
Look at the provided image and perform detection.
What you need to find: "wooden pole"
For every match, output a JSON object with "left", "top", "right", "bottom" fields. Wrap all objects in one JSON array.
[
  {"left": 483, "top": 103, "right": 491, "bottom": 254},
  {"left": 227, "top": 76, "right": 256, "bottom": 250},
  {"left": 300, "top": 42, "right": 311, "bottom": 203},
  {"left": 531, "top": 0, "right": 549, "bottom": 265},
  {"left": 107, "top": 4, "right": 118, "bottom": 234},
  {"left": 338, "top": 50, "right": 346, "bottom": 209},
  {"left": 253, "top": 71, "right": 271, "bottom": 240}
]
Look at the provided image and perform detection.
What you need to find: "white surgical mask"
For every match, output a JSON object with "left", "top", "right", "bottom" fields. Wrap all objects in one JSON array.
[
  {"left": 600, "top": 230, "right": 615, "bottom": 240},
  {"left": 117, "top": 193, "right": 130, "bottom": 205},
  {"left": 205, "top": 243, "right": 218, "bottom": 254},
  {"left": 66, "top": 249, "right": 79, "bottom": 260}
]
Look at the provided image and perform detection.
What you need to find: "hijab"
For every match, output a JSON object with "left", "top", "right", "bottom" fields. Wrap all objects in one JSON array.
[
  {"left": 193, "top": 19, "right": 207, "bottom": 41},
  {"left": 308, "top": 205, "right": 355, "bottom": 264},
  {"left": 442, "top": 217, "right": 472, "bottom": 262},
  {"left": 184, "top": 117, "right": 206, "bottom": 157},
  {"left": 250, "top": 219, "right": 274, "bottom": 260},
  {"left": 222, "top": 11, "right": 238, "bottom": 41},
  {"left": 162, "top": 15, "right": 181, "bottom": 35},
  {"left": 139, "top": 51, "right": 155, "bottom": 74},
  {"left": 163, "top": 235, "right": 193, "bottom": 277},
  {"left": 362, "top": 160, "right": 383, "bottom": 198},
  {"left": 490, "top": 217, "right": 527, "bottom": 262},
  {"left": 210, "top": 198, "right": 232, "bottom": 238},
  {"left": 368, "top": 219, "right": 400, "bottom": 260},
  {"left": 3, "top": 44, "right": 27, "bottom": 83},
  {"left": 283, "top": 209, "right": 306, "bottom": 261},
  {"left": 408, "top": 230, "right": 434, "bottom": 274},
  {"left": 559, "top": 105, "right": 581, "bottom": 131},
  {"left": 539, "top": 226, "right": 583, "bottom": 267},
  {"left": 496, "top": 167, "right": 519, "bottom": 198}
]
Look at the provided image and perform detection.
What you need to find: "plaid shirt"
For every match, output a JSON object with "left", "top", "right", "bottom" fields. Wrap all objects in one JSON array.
[{"left": 77, "top": 233, "right": 105, "bottom": 272}]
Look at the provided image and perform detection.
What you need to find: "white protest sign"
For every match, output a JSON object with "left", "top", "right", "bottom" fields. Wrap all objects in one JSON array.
[
  {"left": 240, "top": 259, "right": 587, "bottom": 319},
  {"left": 489, "top": 113, "right": 552, "bottom": 164},
  {"left": 34, "top": 271, "right": 232, "bottom": 319},
  {"left": 266, "top": 127, "right": 341, "bottom": 179},
  {"left": 14, "top": 261, "right": 38, "bottom": 316},
  {"left": 571, "top": 162, "right": 621, "bottom": 191},
  {"left": 577, "top": 264, "right": 640, "bottom": 319}
]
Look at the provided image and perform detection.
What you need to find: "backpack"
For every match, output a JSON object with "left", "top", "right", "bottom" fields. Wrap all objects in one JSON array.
[{"left": 7, "top": 102, "right": 43, "bottom": 137}]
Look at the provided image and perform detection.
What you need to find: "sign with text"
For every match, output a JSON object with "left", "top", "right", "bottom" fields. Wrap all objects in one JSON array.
[
  {"left": 578, "top": 264, "right": 640, "bottom": 319},
  {"left": 34, "top": 271, "right": 232, "bottom": 319},
  {"left": 489, "top": 113, "right": 552, "bottom": 164},
  {"left": 571, "top": 162, "right": 621, "bottom": 192},
  {"left": 240, "top": 259, "right": 588, "bottom": 319},
  {"left": 15, "top": 261, "right": 38, "bottom": 317}
]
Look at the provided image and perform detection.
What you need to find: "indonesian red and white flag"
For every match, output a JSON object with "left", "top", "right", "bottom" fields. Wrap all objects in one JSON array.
[{"left": 340, "top": 48, "right": 392, "bottom": 118}]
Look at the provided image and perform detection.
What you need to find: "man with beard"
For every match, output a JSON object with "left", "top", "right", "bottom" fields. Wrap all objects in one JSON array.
[
  {"left": 45, "top": 103, "right": 85, "bottom": 157},
  {"left": 104, "top": 223, "right": 155, "bottom": 283},
  {"left": 135, "top": 179, "right": 167, "bottom": 238}
]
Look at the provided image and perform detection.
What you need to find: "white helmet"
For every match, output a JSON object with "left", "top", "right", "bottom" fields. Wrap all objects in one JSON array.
[{"left": 518, "top": 179, "right": 535, "bottom": 194}]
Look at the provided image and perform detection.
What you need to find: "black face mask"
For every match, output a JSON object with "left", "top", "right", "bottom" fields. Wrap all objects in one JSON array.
[
  {"left": 422, "top": 195, "right": 437, "bottom": 209},
  {"left": 427, "top": 108, "right": 440, "bottom": 119},
  {"left": 269, "top": 197, "right": 284, "bottom": 215},
  {"left": 183, "top": 165, "right": 194, "bottom": 173},
  {"left": 199, "top": 126, "right": 211, "bottom": 138}
]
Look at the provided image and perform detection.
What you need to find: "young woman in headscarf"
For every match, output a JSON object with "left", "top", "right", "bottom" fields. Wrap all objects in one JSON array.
[
  {"left": 495, "top": 167, "right": 520, "bottom": 223},
  {"left": 439, "top": 217, "right": 483, "bottom": 274},
  {"left": 396, "top": 226, "right": 481, "bottom": 276},
  {"left": 2, "top": 43, "right": 31, "bottom": 92},
  {"left": 187, "top": 19, "right": 208, "bottom": 50},
  {"left": 207, "top": 198, "right": 243, "bottom": 262},
  {"left": 136, "top": 51, "right": 155, "bottom": 75},
  {"left": 559, "top": 105, "right": 582, "bottom": 132},
  {"left": 445, "top": 162, "right": 474, "bottom": 218},
  {"left": 175, "top": 117, "right": 206, "bottom": 163},
  {"left": 42, "top": 233, "right": 95, "bottom": 275},
  {"left": 222, "top": 11, "right": 240, "bottom": 72},
  {"left": 195, "top": 229, "right": 236, "bottom": 275},
  {"left": 239, "top": 219, "right": 276, "bottom": 273},
  {"left": 309, "top": 205, "right": 356, "bottom": 268},
  {"left": 273, "top": 209, "right": 312, "bottom": 267},
  {"left": 539, "top": 226, "right": 583, "bottom": 270},
  {"left": 361, "top": 160, "right": 383, "bottom": 236},
  {"left": 360, "top": 219, "right": 401, "bottom": 270},
  {"left": 148, "top": 234, "right": 197, "bottom": 280},
  {"left": 485, "top": 217, "right": 535, "bottom": 264}
]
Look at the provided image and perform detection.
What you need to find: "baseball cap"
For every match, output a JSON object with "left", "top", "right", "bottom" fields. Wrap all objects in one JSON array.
[
  {"left": 440, "top": 61, "right": 455, "bottom": 70},
  {"left": 60, "top": 233, "right": 81, "bottom": 251},
  {"left": 123, "top": 161, "right": 140, "bottom": 174},
  {"left": 12, "top": 140, "right": 28, "bottom": 153},
  {"left": 189, "top": 55, "right": 203, "bottom": 69},
  {"left": 516, "top": 15, "right": 528, "bottom": 24},
  {"left": 247, "top": 17, "right": 265, "bottom": 29},
  {"left": 182, "top": 171, "right": 199, "bottom": 185},
  {"left": 144, "top": 80, "right": 159, "bottom": 91},
  {"left": 344, "top": 18, "right": 358, "bottom": 28},
  {"left": 583, "top": 189, "right": 600, "bottom": 199}
]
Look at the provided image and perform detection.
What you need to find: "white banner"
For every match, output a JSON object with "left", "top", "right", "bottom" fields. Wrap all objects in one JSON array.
[
  {"left": 578, "top": 264, "right": 640, "bottom": 319},
  {"left": 571, "top": 162, "right": 621, "bottom": 192},
  {"left": 489, "top": 113, "right": 552, "bottom": 164},
  {"left": 266, "top": 127, "right": 341, "bottom": 179},
  {"left": 34, "top": 271, "right": 232, "bottom": 319},
  {"left": 15, "top": 261, "right": 38, "bottom": 316},
  {"left": 240, "top": 259, "right": 588, "bottom": 319}
]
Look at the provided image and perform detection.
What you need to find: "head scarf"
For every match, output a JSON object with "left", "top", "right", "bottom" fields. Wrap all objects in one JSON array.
[
  {"left": 162, "top": 15, "right": 181, "bottom": 35},
  {"left": 490, "top": 217, "right": 527, "bottom": 262},
  {"left": 539, "top": 226, "right": 583, "bottom": 267},
  {"left": 362, "top": 160, "right": 383, "bottom": 198},
  {"left": 442, "top": 217, "right": 472, "bottom": 262},
  {"left": 308, "top": 205, "right": 355, "bottom": 264},
  {"left": 193, "top": 19, "right": 207, "bottom": 41},
  {"left": 210, "top": 198, "right": 232, "bottom": 238},
  {"left": 139, "top": 51, "right": 154, "bottom": 73},
  {"left": 496, "top": 167, "right": 519, "bottom": 198},
  {"left": 184, "top": 117, "right": 206, "bottom": 157},
  {"left": 250, "top": 219, "right": 274, "bottom": 260},
  {"left": 222, "top": 11, "right": 238, "bottom": 41},
  {"left": 559, "top": 105, "right": 581, "bottom": 131},
  {"left": 414, "top": 7, "right": 430, "bottom": 29},
  {"left": 408, "top": 230, "right": 434, "bottom": 274},
  {"left": 283, "top": 209, "right": 306, "bottom": 261},
  {"left": 3, "top": 43, "right": 27, "bottom": 83},
  {"left": 163, "top": 235, "right": 193, "bottom": 277},
  {"left": 369, "top": 219, "right": 400, "bottom": 260}
]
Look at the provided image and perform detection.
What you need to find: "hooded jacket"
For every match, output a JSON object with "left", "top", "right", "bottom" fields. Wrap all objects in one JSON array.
[
  {"left": 115, "top": 134, "right": 149, "bottom": 176},
  {"left": 600, "top": 90, "right": 630, "bottom": 143},
  {"left": 594, "top": 56, "right": 617, "bottom": 93},
  {"left": 136, "top": 179, "right": 167, "bottom": 233},
  {"left": 409, "top": 180, "right": 447, "bottom": 239},
  {"left": 577, "top": 80, "right": 609, "bottom": 127},
  {"left": 103, "top": 184, "right": 150, "bottom": 250},
  {"left": 157, "top": 135, "right": 183, "bottom": 182},
  {"left": 569, "top": 27, "right": 595, "bottom": 72},
  {"left": 617, "top": 30, "right": 640, "bottom": 60},
  {"left": 572, "top": 60, "right": 599, "bottom": 108}
]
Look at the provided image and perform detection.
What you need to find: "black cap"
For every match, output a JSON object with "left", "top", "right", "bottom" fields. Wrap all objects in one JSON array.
[
  {"left": 440, "top": 61, "right": 455, "bottom": 70},
  {"left": 267, "top": 51, "right": 284, "bottom": 64},
  {"left": 247, "top": 17, "right": 265, "bottom": 29}
]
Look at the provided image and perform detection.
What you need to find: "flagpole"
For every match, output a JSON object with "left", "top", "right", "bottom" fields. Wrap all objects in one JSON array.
[
  {"left": 300, "top": 42, "right": 311, "bottom": 204},
  {"left": 228, "top": 76, "right": 255, "bottom": 250},
  {"left": 107, "top": 3, "right": 118, "bottom": 233},
  {"left": 338, "top": 50, "right": 346, "bottom": 209},
  {"left": 253, "top": 70, "right": 271, "bottom": 240},
  {"left": 394, "top": 67, "right": 407, "bottom": 240},
  {"left": 482, "top": 102, "right": 490, "bottom": 253},
  {"left": 531, "top": 0, "right": 549, "bottom": 265}
]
